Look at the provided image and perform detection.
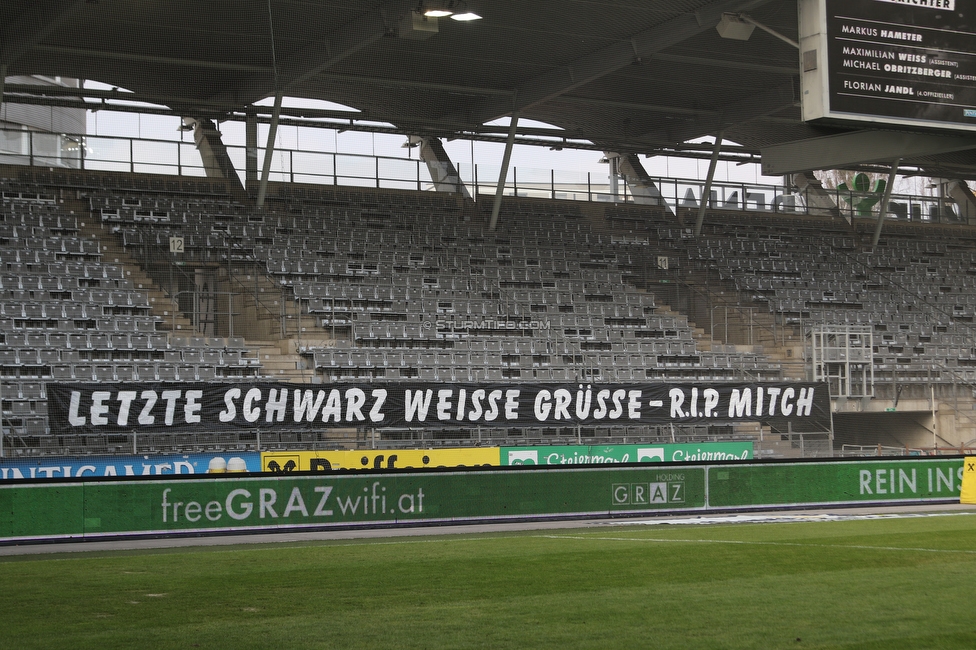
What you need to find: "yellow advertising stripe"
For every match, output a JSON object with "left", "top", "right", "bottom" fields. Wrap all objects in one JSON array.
[
  {"left": 960, "top": 456, "right": 976, "bottom": 504},
  {"left": 261, "top": 448, "right": 500, "bottom": 472}
]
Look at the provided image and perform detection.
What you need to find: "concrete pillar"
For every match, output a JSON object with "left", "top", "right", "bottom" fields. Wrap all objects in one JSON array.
[
  {"left": 410, "top": 135, "right": 470, "bottom": 198},
  {"left": 183, "top": 117, "right": 244, "bottom": 192},
  {"left": 607, "top": 152, "right": 672, "bottom": 213},
  {"left": 792, "top": 171, "right": 839, "bottom": 218},
  {"left": 946, "top": 180, "right": 976, "bottom": 225}
]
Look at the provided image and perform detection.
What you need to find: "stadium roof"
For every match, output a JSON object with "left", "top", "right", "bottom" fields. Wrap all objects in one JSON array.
[{"left": 4, "top": 0, "right": 976, "bottom": 178}]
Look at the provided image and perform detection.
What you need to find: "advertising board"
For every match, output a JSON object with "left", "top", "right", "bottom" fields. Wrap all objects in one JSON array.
[
  {"left": 0, "top": 452, "right": 260, "bottom": 481},
  {"left": 261, "top": 448, "right": 499, "bottom": 472},
  {"left": 0, "top": 466, "right": 707, "bottom": 540},
  {"left": 500, "top": 442, "right": 752, "bottom": 465},
  {"left": 707, "top": 458, "right": 965, "bottom": 507},
  {"left": 0, "top": 458, "right": 961, "bottom": 542}
]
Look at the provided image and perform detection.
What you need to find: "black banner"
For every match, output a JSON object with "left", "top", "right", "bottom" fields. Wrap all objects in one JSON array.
[
  {"left": 825, "top": 0, "right": 976, "bottom": 128},
  {"left": 47, "top": 381, "right": 832, "bottom": 435}
]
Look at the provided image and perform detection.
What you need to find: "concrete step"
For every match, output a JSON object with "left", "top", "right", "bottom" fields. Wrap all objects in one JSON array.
[
  {"left": 246, "top": 339, "right": 313, "bottom": 382},
  {"left": 78, "top": 218, "right": 196, "bottom": 332}
]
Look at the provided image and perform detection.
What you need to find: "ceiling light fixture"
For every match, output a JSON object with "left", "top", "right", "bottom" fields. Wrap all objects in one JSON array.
[{"left": 420, "top": 1, "right": 481, "bottom": 21}]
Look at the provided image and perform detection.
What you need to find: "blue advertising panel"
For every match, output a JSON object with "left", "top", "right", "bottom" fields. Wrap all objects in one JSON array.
[{"left": 0, "top": 452, "right": 261, "bottom": 481}]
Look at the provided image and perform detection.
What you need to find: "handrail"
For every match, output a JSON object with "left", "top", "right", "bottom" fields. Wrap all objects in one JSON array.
[
  {"left": 916, "top": 361, "right": 976, "bottom": 437},
  {"left": 171, "top": 290, "right": 243, "bottom": 335},
  {"left": 645, "top": 262, "right": 790, "bottom": 353},
  {"left": 0, "top": 127, "right": 963, "bottom": 225},
  {"left": 839, "top": 444, "right": 976, "bottom": 456},
  {"left": 223, "top": 261, "right": 293, "bottom": 338}
]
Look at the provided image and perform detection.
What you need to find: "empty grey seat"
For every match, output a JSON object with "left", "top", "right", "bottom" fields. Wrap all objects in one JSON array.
[
  {"left": 51, "top": 365, "right": 73, "bottom": 380},
  {"left": 157, "top": 365, "right": 178, "bottom": 381},
  {"left": 136, "top": 364, "right": 158, "bottom": 381},
  {"left": 94, "top": 365, "right": 116, "bottom": 382}
]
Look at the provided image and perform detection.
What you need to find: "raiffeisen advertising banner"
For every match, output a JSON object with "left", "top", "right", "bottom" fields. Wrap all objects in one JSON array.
[
  {"left": 0, "top": 452, "right": 261, "bottom": 481},
  {"left": 501, "top": 443, "right": 753, "bottom": 466},
  {"left": 48, "top": 381, "right": 830, "bottom": 434},
  {"left": 261, "top": 448, "right": 500, "bottom": 473}
]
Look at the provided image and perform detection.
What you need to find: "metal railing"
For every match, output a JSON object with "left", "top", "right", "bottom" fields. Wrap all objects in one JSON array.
[
  {"left": 839, "top": 444, "right": 923, "bottom": 457},
  {"left": 0, "top": 127, "right": 964, "bottom": 224},
  {"left": 222, "top": 265, "right": 291, "bottom": 338},
  {"left": 838, "top": 444, "right": 976, "bottom": 457},
  {"left": 171, "top": 291, "right": 242, "bottom": 337}
]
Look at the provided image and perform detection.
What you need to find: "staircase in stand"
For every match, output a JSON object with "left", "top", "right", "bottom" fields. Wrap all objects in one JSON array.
[
  {"left": 76, "top": 211, "right": 196, "bottom": 333},
  {"left": 246, "top": 338, "right": 313, "bottom": 383}
]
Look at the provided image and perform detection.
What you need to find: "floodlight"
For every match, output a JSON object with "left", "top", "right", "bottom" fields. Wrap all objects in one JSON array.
[
  {"left": 422, "top": 1, "right": 453, "bottom": 16},
  {"left": 716, "top": 13, "right": 755, "bottom": 41},
  {"left": 421, "top": 0, "right": 481, "bottom": 20}
]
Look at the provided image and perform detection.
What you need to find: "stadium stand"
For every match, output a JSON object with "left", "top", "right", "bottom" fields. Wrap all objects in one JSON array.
[
  {"left": 0, "top": 174, "right": 265, "bottom": 453},
  {"left": 687, "top": 209, "right": 976, "bottom": 392},
  {"left": 4, "top": 164, "right": 976, "bottom": 455}
]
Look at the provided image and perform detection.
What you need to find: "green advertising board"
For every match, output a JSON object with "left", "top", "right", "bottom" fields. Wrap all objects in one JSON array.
[
  {"left": 501, "top": 442, "right": 752, "bottom": 465},
  {"left": 707, "top": 458, "right": 965, "bottom": 508},
  {"left": 0, "top": 483, "right": 86, "bottom": 538},
  {"left": 0, "top": 466, "right": 707, "bottom": 541},
  {"left": 0, "top": 457, "right": 963, "bottom": 542}
]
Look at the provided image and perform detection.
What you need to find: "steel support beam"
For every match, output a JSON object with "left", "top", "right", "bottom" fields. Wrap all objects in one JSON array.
[
  {"left": 318, "top": 71, "right": 724, "bottom": 121},
  {"left": 695, "top": 134, "right": 723, "bottom": 237},
  {"left": 1, "top": 0, "right": 88, "bottom": 65},
  {"left": 316, "top": 71, "right": 512, "bottom": 98},
  {"left": 651, "top": 52, "right": 797, "bottom": 75},
  {"left": 31, "top": 44, "right": 272, "bottom": 73},
  {"left": 634, "top": 81, "right": 797, "bottom": 147},
  {"left": 245, "top": 109, "right": 258, "bottom": 183},
  {"left": 871, "top": 159, "right": 900, "bottom": 249},
  {"left": 1, "top": 82, "right": 243, "bottom": 114},
  {"left": 226, "top": 0, "right": 416, "bottom": 106},
  {"left": 0, "top": 82, "right": 754, "bottom": 148},
  {"left": 0, "top": 91, "right": 775, "bottom": 163},
  {"left": 489, "top": 112, "right": 519, "bottom": 232},
  {"left": 762, "top": 131, "right": 976, "bottom": 176},
  {"left": 255, "top": 93, "right": 283, "bottom": 210},
  {"left": 736, "top": 13, "right": 800, "bottom": 49},
  {"left": 454, "top": 0, "right": 776, "bottom": 125}
]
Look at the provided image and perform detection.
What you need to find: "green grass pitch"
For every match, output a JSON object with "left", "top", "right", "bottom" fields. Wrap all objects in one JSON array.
[{"left": 3, "top": 513, "right": 976, "bottom": 649}]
